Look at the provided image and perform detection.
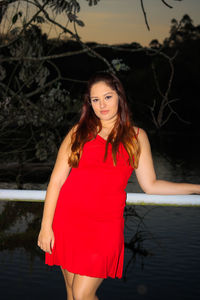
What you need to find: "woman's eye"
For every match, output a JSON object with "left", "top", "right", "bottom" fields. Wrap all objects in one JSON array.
[
  {"left": 105, "top": 95, "right": 112, "bottom": 100},
  {"left": 91, "top": 98, "right": 98, "bottom": 103}
]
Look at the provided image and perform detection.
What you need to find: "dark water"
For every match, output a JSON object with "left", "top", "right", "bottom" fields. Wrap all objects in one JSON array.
[{"left": 0, "top": 202, "right": 200, "bottom": 300}]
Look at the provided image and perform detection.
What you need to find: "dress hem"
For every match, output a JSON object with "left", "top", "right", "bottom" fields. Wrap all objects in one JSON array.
[{"left": 45, "top": 262, "right": 123, "bottom": 279}]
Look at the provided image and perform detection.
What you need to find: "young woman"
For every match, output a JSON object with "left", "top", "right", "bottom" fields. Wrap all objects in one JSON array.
[{"left": 38, "top": 72, "right": 200, "bottom": 300}]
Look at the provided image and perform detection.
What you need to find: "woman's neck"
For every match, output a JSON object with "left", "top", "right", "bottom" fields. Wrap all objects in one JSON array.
[
  {"left": 100, "top": 117, "right": 117, "bottom": 130},
  {"left": 98, "top": 118, "right": 117, "bottom": 137}
]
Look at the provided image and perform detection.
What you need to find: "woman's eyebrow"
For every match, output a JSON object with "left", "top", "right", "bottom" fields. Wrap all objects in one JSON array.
[
  {"left": 104, "top": 91, "right": 114, "bottom": 96},
  {"left": 90, "top": 91, "right": 114, "bottom": 98}
]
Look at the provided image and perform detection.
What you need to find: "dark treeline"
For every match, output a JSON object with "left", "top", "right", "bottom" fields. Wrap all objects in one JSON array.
[{"left": 1, "top": 14, "right": 200, "bottom": 187}]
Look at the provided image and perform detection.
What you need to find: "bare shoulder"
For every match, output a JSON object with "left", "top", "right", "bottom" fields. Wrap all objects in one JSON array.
[
  {"left": 50, "top": 126, "right": 77, "bottom": 184},
  {"left": 62, "top": 125, "right": 77, "bottom": 147},
  {"left": 57, "top": 125, "right": 77, "bottom": 159},
  {"left": 133, "top": 127, "right": 148, "bottom": 140},
  {"left": 133, "top": 127, "right": 151, "bottom": 155},
  {"left": 138, "top": 128, "right": 148, "bottom": 139}
]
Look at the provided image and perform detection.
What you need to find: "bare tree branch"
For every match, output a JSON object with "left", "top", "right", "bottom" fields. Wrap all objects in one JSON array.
[
  {"left": 72, "top": 14, "right": 115, "bottom": 73},
  {"left": 0, "top": 48, "right": 89, "bottom": 62},
  {"left": 140, "top": 0, "right": 150, "bottom": 31},
  {"left": 161, "top": 0, "right": 173, "bottom": 9},
  {"left": 140, "top": 0, "right": 178, "bottom": 31},
  {"left": 149, "top": 51, "right": 189, "bottom": 128}
]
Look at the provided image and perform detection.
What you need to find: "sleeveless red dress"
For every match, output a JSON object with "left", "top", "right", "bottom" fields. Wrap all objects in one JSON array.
[{"left": 45, "top": 133, "right": 136, "bottom": 278}]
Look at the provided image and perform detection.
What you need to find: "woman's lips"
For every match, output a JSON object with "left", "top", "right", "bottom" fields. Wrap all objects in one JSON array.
[{"left": 100, "top": 110, "right": 109, "bottom": 114}]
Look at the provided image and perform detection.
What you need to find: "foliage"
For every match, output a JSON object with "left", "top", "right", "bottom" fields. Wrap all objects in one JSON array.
[{"left": 0, "top": 24, "right": 81, "bottom": 171}]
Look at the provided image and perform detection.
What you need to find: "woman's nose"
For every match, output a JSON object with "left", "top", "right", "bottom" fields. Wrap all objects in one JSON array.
[{"left": 99, "top": 99, "right": 106, "bottom": 108}]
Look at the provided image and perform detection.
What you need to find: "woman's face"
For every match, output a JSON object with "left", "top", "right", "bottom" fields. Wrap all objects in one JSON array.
[{"left": 90, "top": 81, "right": 119, "bottom": 122}]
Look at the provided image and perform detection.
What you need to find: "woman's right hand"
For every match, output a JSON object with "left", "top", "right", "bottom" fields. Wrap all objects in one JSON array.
[{"left": 37, "top": 226, "right": 55, "bottom": 254}]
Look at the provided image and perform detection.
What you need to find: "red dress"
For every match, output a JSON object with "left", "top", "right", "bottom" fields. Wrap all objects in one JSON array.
[{"left": 45, "top": 134, "right": 134, "bottom": 278}]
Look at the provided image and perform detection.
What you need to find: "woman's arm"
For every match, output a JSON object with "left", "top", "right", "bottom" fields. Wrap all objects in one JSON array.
[
  {"left": 37, "top": 128, "right": 73, "bottom": 254},
  {"left": 135, "top": 129, "right": 200, "bottom": 195}
]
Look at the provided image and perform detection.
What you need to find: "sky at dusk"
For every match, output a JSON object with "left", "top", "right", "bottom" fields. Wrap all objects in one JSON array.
[
  {"left": 71, "top": 0, "right": 200, "bottom": 46},
  {"left": 2, "top": 0, "right": 200, "bottom": 46}
]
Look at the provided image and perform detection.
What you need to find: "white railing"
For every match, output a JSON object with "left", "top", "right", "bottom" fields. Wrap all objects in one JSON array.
[{"left": 0, "top": 189, "right": 200, "bottom": 205}]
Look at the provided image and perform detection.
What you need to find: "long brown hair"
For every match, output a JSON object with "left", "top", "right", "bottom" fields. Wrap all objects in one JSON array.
[{"left": 68, "top": 72, "right": 140, "bottom": 168}]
